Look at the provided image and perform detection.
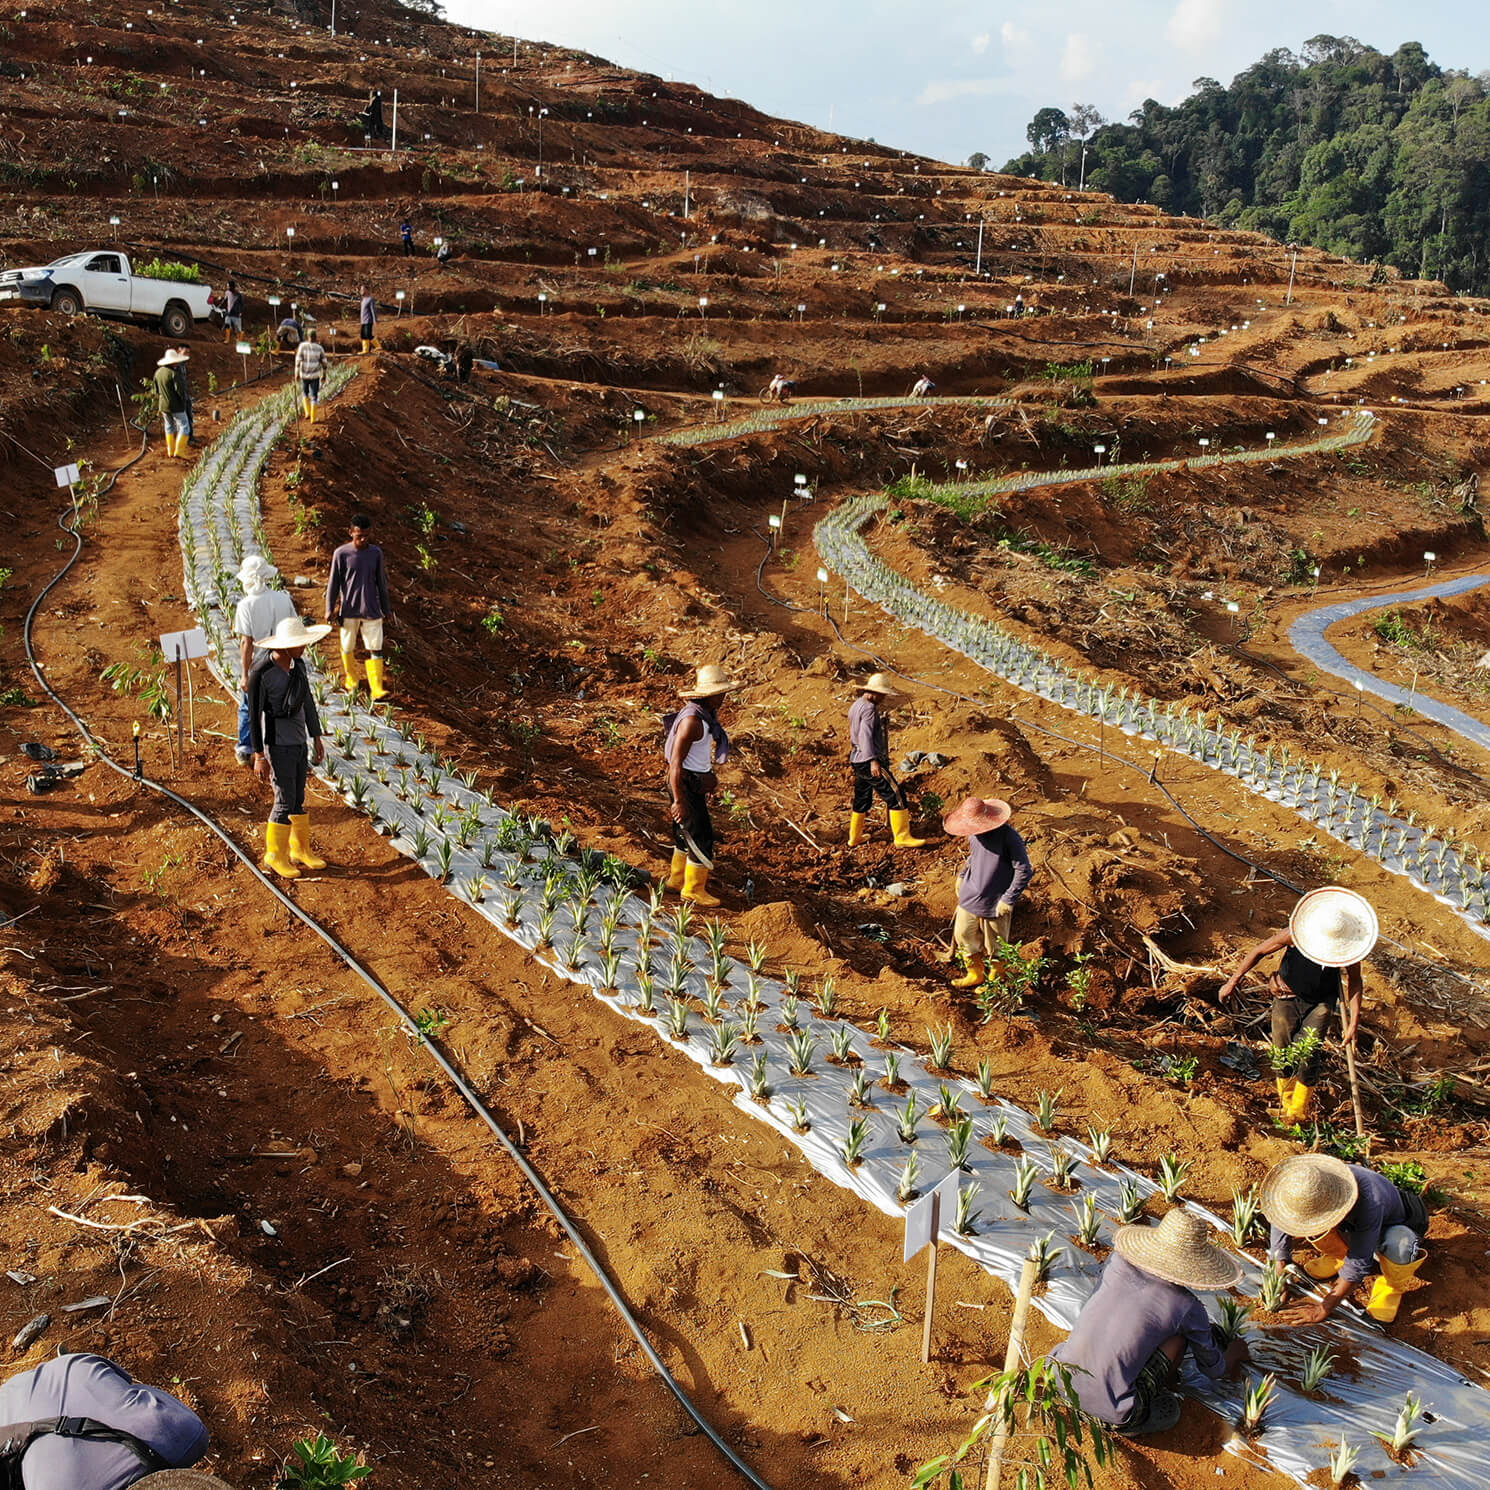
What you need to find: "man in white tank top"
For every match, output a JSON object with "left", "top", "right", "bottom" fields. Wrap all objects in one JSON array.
[{"left": 664, "top": 664, "right": 737, "bottom": 907}]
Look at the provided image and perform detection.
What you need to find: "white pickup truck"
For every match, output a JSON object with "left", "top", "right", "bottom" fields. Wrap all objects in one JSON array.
[{"left": 0, "top": 251, "right": 217, "bottom": 338}]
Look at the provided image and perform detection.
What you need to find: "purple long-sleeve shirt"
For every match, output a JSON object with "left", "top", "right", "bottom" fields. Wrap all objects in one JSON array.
[
  {"left": 1268, "top": 1164, "right": 1409, "bottom": 1286},
  {"left": 848, "top": 695, "right": 889, "bottom": 763},
  {"left": 1050, "top": 1253, "right": 1226, "bottom": 1424},
  {"left": 326, "top": 541, "right": 391, "bottom": 620},
  {"left": 956, "top": 825, "right": 1032, "bottom": 917}
]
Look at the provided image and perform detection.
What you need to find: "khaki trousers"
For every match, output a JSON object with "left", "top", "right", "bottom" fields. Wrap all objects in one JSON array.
[{"left": 953, "top": 903, "right": 1013, "bottom": 958}]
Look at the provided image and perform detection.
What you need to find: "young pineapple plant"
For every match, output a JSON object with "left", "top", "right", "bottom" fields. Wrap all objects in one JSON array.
[
  {"left": 987, "top": 1113, "right": 1011, "bottom": 1148},
  {"left": 932, "top": 1083, "right": 966, "bottom": 1123},
  {"left": 927, "top": 1022, "right": 955, "bottom": 1071},
  {"left": 704, "top": 918, "right": 729, "bottom": 968},
  {"left": 898, "top": 1151, "right": 922, "bottom": 1204},
  {"left": 842, "top": 1118, "right": 871, "bottom": 1167},
  {"left": 786, "top": 1030, "right": 817, "bottom": 1077},
  {"left": 1241, "top": 1373, "right": 1278, "bottom": 1436},
  {"left": 785, "top": 1097, "right": 811, "bottom": 1134},
  {"left": 1029, "top": 1232, "right": 1063, "bottom": 1285},
  {"left": 829, "top": 1025, "right": 858, "bottom": 1064},
  {"left": 779, "top": 994, "right": 801, "bottom": 1030},
  {"left": 599, "top": 948, "right": 624, "bottom": 993},
  {"left": 561, "top": 930, "right": 587, "bottom": 971},
  {"left": 464, "top": 873, "right": 486, "bottom": 904},
  {"left": 534, "top": 903, "right": 558, "bottom": 949},
  {"left": 633, "top": 967, "right": 657, "bottom": 1016},
  {"left": 744, "top": 970, "right": 765, "bottom": 1009},
  {"left": 747, "top": 1052, "right": 771, "bottom": 1102},
  {"left": 1071, "top": 1192, "right": 1102, "bottom": 1250},
  {"left": 880, "top": 1052, "right": 903, "bottom": 1090},
  {"left": 1327, "top": 1435, "right": 1360, "bottom": 1487},
  {"left": 738, "top": 1003, "right": 761, "bottom": 1044},
  {"left": 849, "top": 1067, "right": 874, "bottom": 1107},
  {"left": 746, "top": 939, "right": 768, "bottom": 974},
  {"left": 1370, "top": 1393, "right": 1426, "bottom": 1459},
  {"left": 1086, "top": 1126, "right": 1113, "bottom": 1164},
  {"left": 875, "top": 1008, "right": 893, "bottom": 1043},
  {"left": 1299, "top": 1345, "right": 1335, "bottom": 1394},
  {"left": 954, "top": 1181, "right": 982, "bottom": 1236},
  {"left": 784, "top": 969, "right": 802, "bottom": 1000},
  {"left": 664, "top": 998, "right": 691, "bottom": 1041},
  {"left": 896, "top": 1093, "right": 920, "bottom": 1145},
  {"left": 1157, "top": 1153, "right": 1191, "bottom": 1201},
  {"left": 700, "top": 981, "right": 728, "bottom": 1022},
  {"left": 502, "top": 887, "right": 524, "bottom": 927},
  {"left": 1230, "top": 1184, "right": 1261, "bottom": 1247},
  {"left": 1257, "top": 1259, "right": 1289, "bottom": 1313},
  {"left": 1035, "top": 1087, "right": 1061, "bottom": 1131},
  {"left": 709, "top": 1023, "right": 740, "bottom": 1067},
  {"left": 975, "top": 1059, "right": 996, "bottom": 1101},
  {"left": 817, "top": 976, "right": 839, "bottom": 1017},
  {"left": 1010, "top": 1157, "right": 1039, "bottom": 1211},
  {"left": 1048, "top": 1145, "right": 1080, "bottom": 1191},
  {"left": 1216, "top": 1295, "right": 1250, "bottom": 1345},
  {"left": 945, "top": 1118, "right": 974, "bottom": 1171},
  {"left": 1116, "top": 1180, "right": 1145, "bottom": 1224}
]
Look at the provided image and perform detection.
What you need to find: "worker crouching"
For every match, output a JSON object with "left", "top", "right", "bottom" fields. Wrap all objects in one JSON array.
[
  {"left": 663, "top": 664, "right": 736, "bottom": 907},
  {"left": 248, "top": 615, "right": 331, "bottom": 878},
  {"left": 847, "top": 673, "right": 927, "bottom": 848},
  {"left": 1260, "top": 1153, "right": 1429, "bottom": 1324},
  {"left": 942, "top": 794, "right": 1032, "bottom": 988}
]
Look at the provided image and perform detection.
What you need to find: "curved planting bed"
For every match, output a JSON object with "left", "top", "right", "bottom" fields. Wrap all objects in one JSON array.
[
  {"left": 652, "top": 393, "right": 1014, "bottom": 447},
  {"left": 177, "top": 388, "right": 1487, "bottom": 1488}
]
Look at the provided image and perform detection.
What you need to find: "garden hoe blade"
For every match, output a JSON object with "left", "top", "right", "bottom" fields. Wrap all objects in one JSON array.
[{"left": 678, "top": 823, "right": 714, "bottom": 870}]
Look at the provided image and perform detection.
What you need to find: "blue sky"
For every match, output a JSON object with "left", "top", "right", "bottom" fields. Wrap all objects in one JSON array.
[{"left": 441, "top": 0, "right": 1488, "bottom": 166}]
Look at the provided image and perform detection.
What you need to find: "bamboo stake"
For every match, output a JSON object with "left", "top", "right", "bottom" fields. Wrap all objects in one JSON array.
[
  {"left": 1344, "top": 1038, "right": 1367, "bottom": 1146},
  {"left": 983, "top": 1257, "right": 1038, "bottom": 1490}
]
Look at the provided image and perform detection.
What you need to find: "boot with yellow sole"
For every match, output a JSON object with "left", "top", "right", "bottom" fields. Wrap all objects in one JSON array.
[
  {"left": 365, "top": 655, "right": 389, "bottom": 701},
  {"left": 341, "top": 650, "right": 361, "bottom": 694},
  {"left": 889, "top": 808, "right": 927, "bottom": 847},
  {"left": 952, "top": 955, "right": 986, "bottom": 989},
  {"left": 847, "top": 811, "right": 868, "bottom": 847},
  {"left": 682, "top": 861, "right": 720, "bottom": 908},
  {"left": 1365, "top": 1253, "right": 1427, "bottom": 1323},
  {"left": 288, "top": 814, "right": 327, "bottom": 870}
]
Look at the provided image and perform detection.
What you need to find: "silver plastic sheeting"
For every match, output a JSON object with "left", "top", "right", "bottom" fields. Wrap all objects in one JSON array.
[{"left": 178, "top": 388, "right": 1487, "bottom": 1489}]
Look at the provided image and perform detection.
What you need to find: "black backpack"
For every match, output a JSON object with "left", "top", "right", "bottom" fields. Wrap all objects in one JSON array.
[{"left": 0, "top": 1415, "right": 169, "bottom": 1490}]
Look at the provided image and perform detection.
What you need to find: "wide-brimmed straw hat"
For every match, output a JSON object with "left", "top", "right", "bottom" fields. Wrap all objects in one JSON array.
[
  {"left": 136, "top": 1474, "right": 237, "bottom": 1490},
  {"left": 1289, "top": 886, "right": 1378, "bottom": 968},
  {"left": 236, "top": 552, "right": 278, "bottom": 583},
  {"left": 680, "top": 663, "right": 738, "bottom": 699},
  {"left": 942, "top": 795, "right": 1012, "bottom": 836},
  {"left": 254, "top": 615, "right": 332, "bottom": 650},
  {"left": 1113, "top": 1206, "right": 1241, "bottom": 1291},
  {"left": 157, "top": 348, "right": 190, "bottom": 366},
  {"left": 859, "top": 672, "right": 901, "bottom": 697},
  {"left": 1259, "top": 1154, "right": 1359, "bottom": 1240}
]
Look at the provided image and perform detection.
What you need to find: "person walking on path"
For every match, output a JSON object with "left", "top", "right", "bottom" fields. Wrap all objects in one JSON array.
[
  {"left": 663, "top": 664, "right": 736, "bottom": 907},
  {"left": 232, "top": 553, "right": 295, "bottom": 765},
  {"left": 172, "top": 345, "right": 194, "bottom": 445},
  {"left": 358, "top": 284, "right": 378, "bottom": 353},
  {"left": 293, "top": 329, "right": 327, "bottom": 421},
  {"left": 247, "top": 615, "right": 331, "bottom": 878},
  {"left": 325, "top": 512, "right": 393, "bottom": 701},
  {"left": 1217, "top": 886, "right": 1376, "bottom": 1123},
  {"left": 401, "top": 219, "right": 415, "bottom": 257},
  {"left": 1259, "top": 1153, "right": 1429, "bottom": 1324},
  {"left": 1051, "top": 1208, "right": 1247, "bottom": 1436},
  {"left": 221, "top": 278, "right": 245, "bottom": 343},
  {"left": 153, "top": 348, "right": 191, "bottom": 460},
  {"left": 847, "top": 673, "right": 927, "bottom": 848},
  {"left": 942, "top": 794, "right": 1032, "bottom": 988},
  {"left": 0, "top": 1350, "right": 211, "bottom": 1489}
]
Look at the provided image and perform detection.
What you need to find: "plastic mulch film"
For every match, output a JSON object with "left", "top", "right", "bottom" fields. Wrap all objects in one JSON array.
[
  {"left": 814, "top": 486, "right": 1490, "bottom": 940},
  {"left": 179, "top": 389, "right": 1487, "bottom": 1488}
]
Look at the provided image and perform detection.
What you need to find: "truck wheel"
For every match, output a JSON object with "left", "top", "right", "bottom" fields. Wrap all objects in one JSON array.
[
  {"left": 161, "top": 302, "right": 192, "bottom": 339},
  {"left": 50, "top": 287, "right": 83, "bottom": 316}
]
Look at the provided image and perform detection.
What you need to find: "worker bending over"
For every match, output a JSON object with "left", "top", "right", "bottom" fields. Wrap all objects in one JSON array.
[
  {"left": 1260, "top": 1153, "right": 1429, "bottom": 1324},
  {"left": 846, "top": 673, "right": 926, "bottom": 848},
  {"left": 1218, "top": 886, "right": 1375, "bottom": 1122},
  {"left": 664, "top": 664, "right": 737, "bottom": 907}
]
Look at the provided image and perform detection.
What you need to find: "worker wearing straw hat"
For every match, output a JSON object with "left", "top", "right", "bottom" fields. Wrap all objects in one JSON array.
[
  {"left": 153, "top": 347, "right": 192, "bottom": 460},
  {"left": 941, "top": 795, "right": 1032, "bottom": 989},
  {"left": 1217, "top": 887, "right": 1376, "bottom": 1123},
  {"left": 663, "top": 663, "right": 737, "bottom": 907},
  {"left": 233, "top": 553, "right": 295, "bottom": 765},
  {"left": 1259, "top": 1153, "right": 1429, "bottom": 1324},
  {"left": 847, "top": 673, "right": 927, "bottom": 848},
  {"left": 247, "top": 615, "right": 332, "bottom": 878},
  {"left": 1052, "top": 1208, "right": 1248, "bottom": 1435}
]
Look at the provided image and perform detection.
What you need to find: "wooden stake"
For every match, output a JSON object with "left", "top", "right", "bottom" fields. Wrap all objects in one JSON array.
[
  {"left": 174, "top": 643, "right": 185, "bottom": 762},
  {"left": 920, "top": 1189, "right": 942, "bottom": 1365},
  {"left": 983, "top": 1257, "right": 1038, "bottom": 1490},
  {"left": 1344, "top": 1038, "right": 1367, "bottom": 1146}
]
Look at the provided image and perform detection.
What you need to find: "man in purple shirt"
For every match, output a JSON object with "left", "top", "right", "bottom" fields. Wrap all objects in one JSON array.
[
  {"left": 1260, "top": 1153, "right": 1428, "bottom": 1324},
  {"left": 941, "top": 794, "right": 1032, "bottom": 989},
  {"left": 0, "top": 1351, "right": 211, "bottom": 1489},
  {"left": 846, "top": 673, "right": 927, "bottom": 849},
  {"left": 324, "top": 512, "right": 394, "bottom": 701},
  {"left": 1051, "top": 1208, "right": 1247, "bottom": 1435}
]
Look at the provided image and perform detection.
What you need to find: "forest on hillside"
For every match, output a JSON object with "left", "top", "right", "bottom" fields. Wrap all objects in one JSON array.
[{"left": 999, "top": 36, "right": 1490, "bottom": 294}]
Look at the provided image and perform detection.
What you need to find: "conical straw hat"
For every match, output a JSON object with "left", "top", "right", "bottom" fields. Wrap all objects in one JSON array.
[
  {"left": 1113, "top": 1206, "right": 1241, "bottom": 1290},
  {"left": 859, "top": 672, "right": 900, "bottom": 696},
  {"left": 254, "top": 615, "right": 332, "bottom": 650},
  {"left": 1289, "top": 887, "right": 1377, "bottom": 968},
  {"left": 135, "top": 1475, "right": 237, "bottom": 1490},
  {"left": 680, "top": 663, "right": 738, "bottom": 699},
  {"left": 942, "top": 795, "right": 1012, "bottom": 836},
  {"left": 1258, "top": 1154, "right": 1358, "bottom": 1239}
]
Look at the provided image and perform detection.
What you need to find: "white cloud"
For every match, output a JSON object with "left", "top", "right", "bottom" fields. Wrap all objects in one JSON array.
[
  {"left": 971, "top": 31, "right": 991, "bottom": 54},
  {"left": 917, "top": 76, "right": 1001, "bottom": 106},
  {"left": 1000, "top": 21, "right": 1030, "bottom": 52},
  {"left": 1124, "top": 77, "right": 1164, "bottom": 106},
  {"left": 1059, "top": 32, "right": 1096, "bottom": 82},
  {"left": 1166, "top": 0, "right": 1225, "bottom": 53}
]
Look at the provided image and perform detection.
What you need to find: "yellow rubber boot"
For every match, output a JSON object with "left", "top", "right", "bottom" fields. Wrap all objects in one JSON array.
[
  {"left": 848, "top": 811, "right": 868, "bottom": 847},
  {"left": 308, "top": 400, "right": 316, "bottom": 424},
  {"left": 1284, "top": 1081, "right": 1315, "bottom": 1124},
  {"left": 889, "top": 808, "right": 927, "bottom": 847},
  {"left": 952, "top": 955, "right": 986, "bottom": 989},
  {"left": 1366, "top": 1253, "right": 1426, "bottom": 1323},
  {"left": 264, "top": 821, "right": 300, "bottom": 879},
  {"left": 682, "top": 861, "right": 721, "bottom": 908},
  {"left": 365, "top": 656, "right": 388, "bottom": 701},
  {"left": 288, "top": 814, "right": 327, "bottom": 870},
  {"left": 1275, "top": 1075, "right": 1297, "bottom": 1113},
  {"left": 1303, "top": 1228, "right": 1349, "bottom": 1280},
  {"left": 664, "top": 850, "right": 688, "bottom": 892},
  {"left": 341, "top": 650, "right": 361, "bottom": 692}
]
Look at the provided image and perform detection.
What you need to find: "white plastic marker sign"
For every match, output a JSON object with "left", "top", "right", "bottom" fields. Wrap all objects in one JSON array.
[
  {"left": 54, "top": 463, "right": 80, "bottom": 487},
  {"left": 903, "top": 1169, "right": 959, "bottom": 1261},
  {"left": 159, "top": 627, "right": 210, "bottom": 661}
]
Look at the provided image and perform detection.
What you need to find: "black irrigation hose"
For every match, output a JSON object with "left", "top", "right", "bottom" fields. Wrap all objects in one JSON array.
[{"left": 23, "top": 461, "right": 776, "bottom": 1490}]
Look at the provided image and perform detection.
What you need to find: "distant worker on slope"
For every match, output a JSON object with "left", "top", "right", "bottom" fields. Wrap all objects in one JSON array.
[
  {"left": 153, "top": 347, "right": 191, "bottom": 460},
  {"left": 909, "top": 374, "right": 934, "bottom": 398},
  {"left": 293, "top": 328, "right": 327, "bottom": 421},
  {"left": 276, "top": 314, "right": 302, "bottom": 351},
  {"left": 249, "top": 615, "right": 332, "bottom": 878},
  {"left": 221, "top": 278, "right": 245, "bottom": 343},
  {"left": 325, "top": 512, "right": 394, "bottom": 701},
  {"left": 360, "top": 89, "right": 390, "bottom": 141},
  {"left": 764, "top": 373, "right": 796, "bottom": 403},
  {"left": 1217, "top": 886, "right": 1376, "bottom": 1123},
  {"left": 942, "top": 794, "right": 1032, "bottom": 989},
  {"left": 663, "top": 664, "right": 737, "bottom": 907},
  {"left": 847, "top": 673, "right": 927, "bottom": 849},
  {"left": 358, "top": 283, "right": 377, "bottom": 353},
  {"left": 401, "top": 219, "right": 415, "bottom": 257}
]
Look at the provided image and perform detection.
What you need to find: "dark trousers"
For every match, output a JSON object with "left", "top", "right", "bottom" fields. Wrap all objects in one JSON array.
[
  {"left": 268, "top": 744, "right": 309, "bottom": 823},
  {"left": 852, "top": 759, "right": 905, "bottom": 813},
  {"left": 402, "top": 240, "right": 415, "bottom": 256},
  {"left": 669, "top": 771, "right": 716, "bottom": 863},
  {"left": 1271, "top": 997, "right": 1333, "bottom": 1083}
]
